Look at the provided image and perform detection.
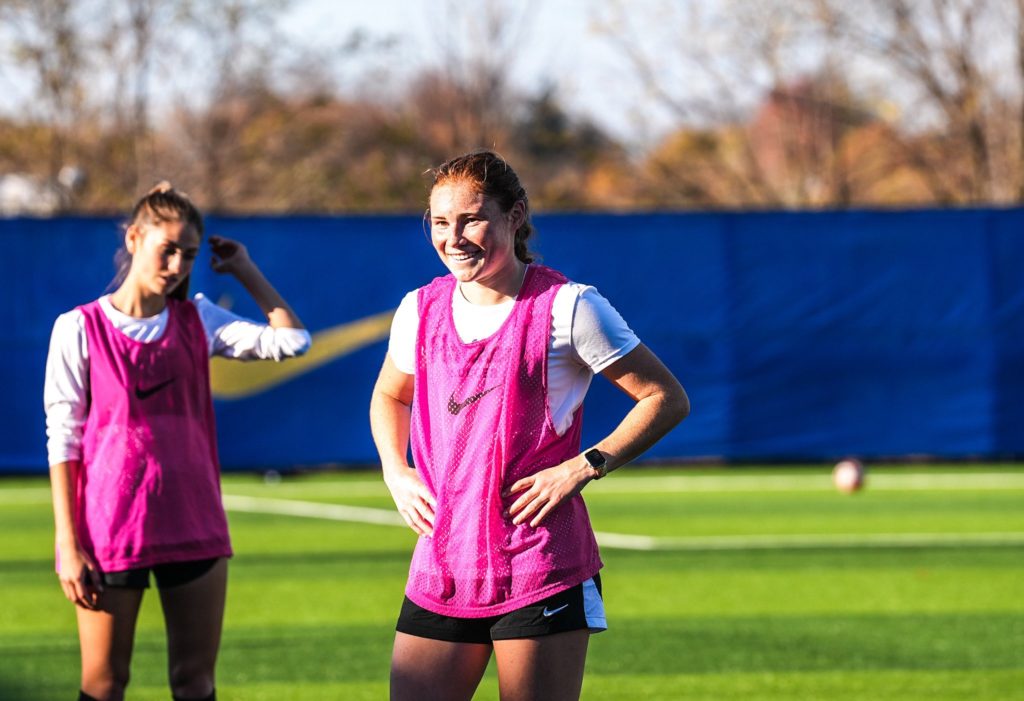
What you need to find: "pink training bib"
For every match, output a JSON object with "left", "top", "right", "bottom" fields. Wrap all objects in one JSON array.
[
  {"left": 71, "top": 298, "right": 232, "bottom": 573},
  {"left": 407, "top": 265, "right": 602, "bottom": 617}
]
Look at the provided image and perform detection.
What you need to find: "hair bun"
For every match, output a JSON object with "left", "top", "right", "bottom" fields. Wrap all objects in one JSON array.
[{"left": 147, "top": 180, "right": 174, "bottom": 195}]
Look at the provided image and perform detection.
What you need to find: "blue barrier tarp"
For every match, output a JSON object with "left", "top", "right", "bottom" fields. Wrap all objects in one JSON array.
[{"left": 6, "top": 208, "right": 1022, "bottom": 472}]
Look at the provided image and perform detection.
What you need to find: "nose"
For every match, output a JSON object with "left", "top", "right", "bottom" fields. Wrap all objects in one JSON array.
[
  {"left": 167, "top": 252, "right": 183, "bottom": 275},
  {"left": 446, "top": 223, "right": 466, "bottom": 245}
]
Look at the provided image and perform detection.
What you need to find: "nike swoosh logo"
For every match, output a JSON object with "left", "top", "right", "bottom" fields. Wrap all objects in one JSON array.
[
  {"left": 448, "top": 385, "right": 499, "bottom": 416},
  {"left": 135, "top": 377, "right": 175, "bottom": 400},
  {"left": 209, "top": 310, "right": 394, "bottom": 400},
  {"left": 542, "top": 604, "right": 570, "bottom": 617}
]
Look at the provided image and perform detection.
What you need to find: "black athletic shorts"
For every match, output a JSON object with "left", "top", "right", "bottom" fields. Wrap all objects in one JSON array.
[
  {"left": 101, "top": 557, "right": 221, "bottom": 590},
  {"left": 396, "top": 574, "right": 606, "bottom": 644}
]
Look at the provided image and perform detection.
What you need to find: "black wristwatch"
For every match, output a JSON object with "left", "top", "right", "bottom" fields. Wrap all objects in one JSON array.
[{"left": 584, "top": 448, "right": 609, "bottom": 480}]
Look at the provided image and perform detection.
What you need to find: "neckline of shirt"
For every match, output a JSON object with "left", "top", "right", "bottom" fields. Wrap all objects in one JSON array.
[{"left": 99, "top": 294, "right": 168, "bottom": 326}]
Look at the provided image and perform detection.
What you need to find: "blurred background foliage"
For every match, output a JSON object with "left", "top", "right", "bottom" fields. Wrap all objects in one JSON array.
[{"left": 1, "top": 0, "right": 1022, "bottom": 214}]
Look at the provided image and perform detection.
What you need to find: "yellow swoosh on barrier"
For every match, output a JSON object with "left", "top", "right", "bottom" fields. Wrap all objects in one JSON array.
[{"left": 210, "top": 309, "right": 395, "bottom": 400}]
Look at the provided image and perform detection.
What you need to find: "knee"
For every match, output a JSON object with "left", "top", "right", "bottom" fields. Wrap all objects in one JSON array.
[
  {"left": 168, "top": 660, "right": 214, "bottom": 700},
  {"left": 81, "top": 663, "right": 130, "bottom": 700},
  {"left": 172, "top": 691, "right": 216, "bottom": 701},
  {"left": 172, "top": 690, "right": 215, "bottom": 701}
]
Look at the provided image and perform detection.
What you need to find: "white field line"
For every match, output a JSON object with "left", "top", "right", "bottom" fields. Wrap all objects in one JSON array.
[
  {"left": 220, "top": 494, "right": 1024, "bottom": 552},
  {"left": 3, "top": 471, "right": 1023, "bottom": 505},
  {"left": 593, "top": 531, "right": 1024, "bottom": 551},
  {"left": 222, "top": 494, "right": 405, "bottom": 527},
  {"left": 595, "top": 472, "right": 1024, "bottom": 493},
  {"left": 229, "top": 471, "right": 1024, "bottom": 496},
  {"left": 0, "top": 488, "right": 51, "bottom": 504},
  {"left": 4, "top": 489, "right": 1022, "bottom": 551}
]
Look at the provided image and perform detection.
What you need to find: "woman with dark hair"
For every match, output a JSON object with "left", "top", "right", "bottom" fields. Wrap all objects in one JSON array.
[
  {"left": 44, "top": 182, "right": 310, "bottom": 701},
  {"left": 370, "top": 151, "right": 689, "bottom": 701}
]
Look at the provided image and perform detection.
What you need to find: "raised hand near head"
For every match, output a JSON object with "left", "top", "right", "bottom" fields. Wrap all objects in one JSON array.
[{"left": 209, "top": 235, "right": 254, "bottom": 276}]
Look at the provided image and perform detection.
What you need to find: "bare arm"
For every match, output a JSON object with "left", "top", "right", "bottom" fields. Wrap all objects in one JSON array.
[
  {"left": 369, "top": 354, "right": 436, "bottom": 536},
  {"left": 208, "top": 235, "right": 304, "bottom": 329},
  {"left": 582, "top": 343, "right": 690, "bottom": 473},
  {"left": 49, "top": 460, "right": 103, "bottom": 608},
  {"left": 507, "top": 344, "right": 690, "bottom": 527}
]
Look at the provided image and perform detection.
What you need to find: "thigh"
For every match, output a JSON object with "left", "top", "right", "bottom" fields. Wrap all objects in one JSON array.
[
  {"left": 76, "top": 588, "right": 146, "bottom": 689},
  {"left": 493, "top": 629, "right": 590, "bottom": 701},
  {"left": 391, "top": 632, "right": 493, "bottom": 701},
  {"left": 157, "top": 557, "right": 228, "bottom": 672}
]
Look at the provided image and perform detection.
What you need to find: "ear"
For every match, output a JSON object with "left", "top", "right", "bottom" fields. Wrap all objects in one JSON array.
[
  {"left": 125, "top": 224, "right": 142, "bottom": 255},
  {"left": 508, "top": 200, "right": 527, "bottom": 231}
]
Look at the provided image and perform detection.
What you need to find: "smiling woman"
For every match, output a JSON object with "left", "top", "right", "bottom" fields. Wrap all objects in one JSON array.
[
  {"left": 42, "top": 182, "right": 311, "bottom": 701},
  {"left": 369, "top": 150, "right": 691, "bottom": 701},
  {"left": 427, "top": 160, "right": 530, "bottom": 305}
]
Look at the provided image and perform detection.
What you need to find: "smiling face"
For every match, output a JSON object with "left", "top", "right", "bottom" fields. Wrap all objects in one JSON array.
[
  {"left": 124, "top": 219, "right": 200, "bottom": 300},
  {"left": 429, "top": 179, "right": 525, "bottom": 295}
]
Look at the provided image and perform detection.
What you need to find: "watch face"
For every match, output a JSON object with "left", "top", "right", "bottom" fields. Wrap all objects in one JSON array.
[{"left": 585, "top": 448, "right": 605, "bottom": 468}]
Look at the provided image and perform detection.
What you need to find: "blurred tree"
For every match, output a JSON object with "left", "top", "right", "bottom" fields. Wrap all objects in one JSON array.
[
  {"left": 0, "top": 0, "right": 87, "bottom": 183},
  {"left": 745, "top": 76, "right": 879, "bottom": 206},
  {"left": 813, "top": 0, "right": 1024, "bottom": 204},
  {"left": 95, "top": 0, "right": 179, "bottom": 194},
  {"left": 5, "top": 0, "right": 1024, "bottom": 213},
  {"left": 598, "top": 0, "right": 1024, "bottom": 207},
  {"left": 0, "top": 0, "right": 597, "bottom": 213},
  {"left": 410, "top": 0, "right": 537, "bottom": 153},
  {"left": 596, "top": 0, "right": 809, "bottom": 207},
  {"left": 596, "top": 0, "right": 916, "bottom": 208},
  {"left": 174, "top": 0, "right": 295, "bottom": 210},
  {"left": 510, "top": 86, "right": 629, "bottom": 209}
]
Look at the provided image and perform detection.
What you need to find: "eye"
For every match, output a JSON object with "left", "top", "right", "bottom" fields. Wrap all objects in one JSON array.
[{"left": 182, "top": 250, "right": 198, "bottom": 261}]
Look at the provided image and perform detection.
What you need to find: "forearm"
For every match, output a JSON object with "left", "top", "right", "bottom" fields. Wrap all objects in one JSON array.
[
  {"left": 232, "top": 263, "right": 304, "bottom": 329},
  {"left": 371, "top": 377, "right": 437, "bottom": 535},
  {"left": 50, "top": 460, "right": 103, "bottom": 606},
  {"left": 49, "top": 461, "right": 80, "bottom": 550},
  {"left": 505, "top": 385, "right": 688, "bottom": 527},
  {"left": 370, "top": 390, "right": 413, "bottom": 476},
  {"left": 592, "top": 387, "right": 689, "bottom": 475}
]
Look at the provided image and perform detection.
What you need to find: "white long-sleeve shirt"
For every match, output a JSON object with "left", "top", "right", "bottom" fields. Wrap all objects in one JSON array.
[
  {"left": 44, "top": 293, "right": 312, "bottom": 466},
  {"left": 388, "top": 278, "right": 641, "bottom": 436}
]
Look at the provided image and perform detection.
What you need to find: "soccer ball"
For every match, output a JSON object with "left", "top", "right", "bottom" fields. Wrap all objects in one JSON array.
[{"left": 832, "top": 459, "right": 865, "bottom": 493}]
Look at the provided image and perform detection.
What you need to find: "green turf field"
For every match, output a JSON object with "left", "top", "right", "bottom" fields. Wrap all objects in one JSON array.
[{"left": 2, "top": 465, "right": 1022, "bottom": 700}]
